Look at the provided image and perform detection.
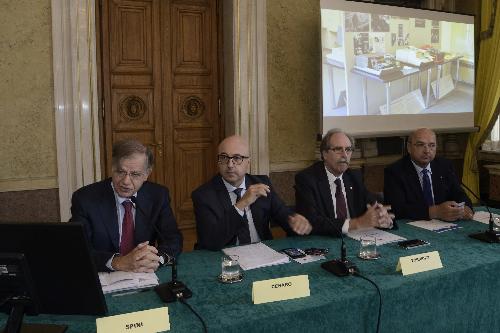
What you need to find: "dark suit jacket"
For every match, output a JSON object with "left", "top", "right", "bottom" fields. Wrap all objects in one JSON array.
[
  {"left": 70, "top": 178, "right": 183, "bottom": 271},
  {"left": 384, "top": 155, "right": 473, "bottom": 220},
  {"left": 295, "top": 161, "right": 377, "bottom": 237},
  {"left": 192, "top": 174, "right": 294, "bottom": 251}
]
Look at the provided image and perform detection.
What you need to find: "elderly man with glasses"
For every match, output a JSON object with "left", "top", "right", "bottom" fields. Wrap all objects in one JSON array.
[
  {"left": 70, "top": 139, "right": 182, "bottom": 272},
  {"left": 295, "top": 128, "right": 394, "bottom": 237},
  {"left": 192, "top": 135, "right": 312, "bottom": 251},
  {"left": 384, "top": 128, "right": 473, "bottom": 221}
]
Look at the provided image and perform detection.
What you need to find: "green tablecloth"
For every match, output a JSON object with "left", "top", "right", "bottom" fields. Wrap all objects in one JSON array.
[{"left": 2, "top": 214, "right": 500, "bottom": 332}]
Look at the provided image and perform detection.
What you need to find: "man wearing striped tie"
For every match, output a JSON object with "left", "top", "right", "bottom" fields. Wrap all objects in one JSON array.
[
  {"left": 70, "top": 139, "right": 182, "bottom": 272},
  {"left": 295, "top": 129, "right": 394, "bottom": 237},
  {"left": 384, "top": 128, "right": 473, "bottom": 221}
]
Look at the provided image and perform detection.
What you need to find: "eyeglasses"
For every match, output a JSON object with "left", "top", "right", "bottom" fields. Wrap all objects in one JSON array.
[
  {"left": 412, "top": 142, "right": 436, "bottom": 150},
  {"left": 113, "top": 169, "right": 146, "bottom": 181},
  {"left": 328, "top": 146, "right": 354, "bottom": 154},
  {"left": 217, "top": 154, "right": 249, "bottom": 165}
]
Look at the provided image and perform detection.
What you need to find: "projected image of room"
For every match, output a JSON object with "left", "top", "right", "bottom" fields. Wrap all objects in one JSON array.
[{"left": 321, "top": 0, "right": 475, "bottom": 136}]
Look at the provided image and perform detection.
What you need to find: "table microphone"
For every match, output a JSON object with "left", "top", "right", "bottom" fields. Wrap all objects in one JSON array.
[
  {"left": 154, "top": 258, "right": 192, "bottom": 302},
  {"left": 460, "top": 182, "right": 500, "bottom": 243},
  {"left": 129, "top": 196, "right": 193, "bottom": 301},
  {"left": 321, "top": 223, "right": 358, "bottom": 277},
  {"left": 130, "top": 196, "right": 180, "bottom": 257},
  {"left": 130, "top": 196, "right": 162, "bottom": 239}
]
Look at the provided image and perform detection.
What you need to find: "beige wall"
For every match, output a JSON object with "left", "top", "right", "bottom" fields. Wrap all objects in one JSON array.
[
  {"left": 267, "top": 0, "right": 321, "bottom": 168},
  {"left": 0, "top": 0, "right": 57, "bottom": 192}
]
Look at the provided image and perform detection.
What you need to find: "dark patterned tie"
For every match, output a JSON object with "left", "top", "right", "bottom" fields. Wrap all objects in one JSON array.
[
  {"left": 233, "top": 188, "right": 251, "bottom": 244},
  {"left": 334, "top": 178, "right": 348, "bottom": 220},
  {"left": 120, "top": 200, "right": 135, "bottom": 255},
  {"left": 422, "top": 169, "right": 434, "bottom": 206}
]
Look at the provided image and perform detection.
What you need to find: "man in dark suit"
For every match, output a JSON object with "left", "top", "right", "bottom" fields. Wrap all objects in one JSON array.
[
  {"left": 70, "top": 139, "right": 182, "bottom": 272},
  {"left": 295, "top": 129, "right": 394, "bottom": 237},
  {"left": 384, "top": 128, "right": 473, "bottom": 221},
  {"left": 192, "top": 135, "right": 312, "bottom": 251}
]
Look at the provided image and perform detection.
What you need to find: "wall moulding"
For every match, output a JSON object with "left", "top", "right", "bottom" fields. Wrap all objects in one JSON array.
[
  {"left": 270, "top": 160, "right": 317, "bottom": 173},
  {"left": 0, "top": 177, "right": 58, "bottom": 193}
]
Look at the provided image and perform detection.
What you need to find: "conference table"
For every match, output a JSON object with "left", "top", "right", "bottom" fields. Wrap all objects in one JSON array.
[{"left": 2, "top": 212, "right": 500, "bottom": 332}]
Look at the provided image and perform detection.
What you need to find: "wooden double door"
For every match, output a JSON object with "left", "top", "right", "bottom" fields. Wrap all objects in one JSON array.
[{"left": 100, "top": 0, "right": 223, "bottom": 230}]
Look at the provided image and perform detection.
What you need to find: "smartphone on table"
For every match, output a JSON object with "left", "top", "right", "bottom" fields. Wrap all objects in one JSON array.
[
  {"left": 397, "top": 239, "right": 430, "bottom": 250},
  {"left": 281, "top": 248, "right": 307, "bottom": 259}
]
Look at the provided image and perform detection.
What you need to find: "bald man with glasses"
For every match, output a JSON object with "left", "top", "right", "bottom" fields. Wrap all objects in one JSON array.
[
  {"left": 295, "top": 129, "right": 394, "bottom": 237},
  {"left": 192, "top": 135, "right": 312, "bottom": 251}
]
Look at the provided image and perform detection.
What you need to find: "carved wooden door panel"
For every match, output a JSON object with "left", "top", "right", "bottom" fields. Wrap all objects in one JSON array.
[{"left": 101, "top": 0, "right": 222, "bottom": 231}]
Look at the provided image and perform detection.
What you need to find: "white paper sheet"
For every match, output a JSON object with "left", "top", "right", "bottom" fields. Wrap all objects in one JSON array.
[
  {"left": 408, "top": 219, "right": 460, "bottom": 233},
  {"left": 223, "top": 242, "right": 289, "bottom": 271},
  {"left": 347, "top": 228, "right": 406, "bottom": 245},
  {"left": 98, "top": 271, "right": 159, "bottom": 294},
  {"left": 473, "top": 211, "right": 500, "bottom": 225}
]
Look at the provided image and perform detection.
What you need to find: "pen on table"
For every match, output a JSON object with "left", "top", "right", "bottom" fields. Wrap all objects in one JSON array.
[{"left": 111, "top": 288, "right": 152, "bottom": 297}]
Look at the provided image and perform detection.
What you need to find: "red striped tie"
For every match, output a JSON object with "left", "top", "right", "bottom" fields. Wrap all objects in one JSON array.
[{"left": 120, "top": 200, "right": 135, "bottom": 255}]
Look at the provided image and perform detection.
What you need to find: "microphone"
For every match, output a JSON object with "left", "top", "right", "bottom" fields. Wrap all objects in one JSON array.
[
  {"left": 154, "top": 257, "right": 192, "bottom": 302},
  {"left": 130, "top": 196, "right": 164, "bottom": 243},
  {"left": 321, "top": 222, "right": 358, "bottom": 277},
  {"left": 460, "top": 182, "right": 500, "bottom": 243},
  {"left": 321, "top": 198, "right": 393, "bottom": 276},
  {"left": 130, "top": 196, "right": 192, "bottom": 301}
]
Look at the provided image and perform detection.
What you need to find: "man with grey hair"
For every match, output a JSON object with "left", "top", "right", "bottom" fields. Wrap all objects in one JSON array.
[
  {"left": 295, "top": 129, "right": 394, "bottom": 236},
  {"left": 70, "top": 139, "right": 182, "bottom": 272}
]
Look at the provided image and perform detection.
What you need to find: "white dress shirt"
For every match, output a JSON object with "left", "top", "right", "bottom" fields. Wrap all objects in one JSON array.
[
  {"left": 222, "top": 178, "right": 261, "bottom": 244},
  {"left": 411, "top": 161, "right": 435, "bottom": 204},
  {"left": 325, "top": 166, "right": 351, "bottom": 234},
  {"left": 106, "top": 183, "right": 137, "bottom": 270}
]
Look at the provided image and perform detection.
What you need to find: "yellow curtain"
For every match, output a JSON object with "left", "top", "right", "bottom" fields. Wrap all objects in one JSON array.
[{"left": 463, "top": 0, "right": 500, "bottom": 203}]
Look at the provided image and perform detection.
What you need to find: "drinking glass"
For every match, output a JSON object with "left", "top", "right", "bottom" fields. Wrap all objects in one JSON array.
[
  {"left": 358, "top": 236, "right": 379, "bottom": 260},
  {"left": 221, "top": 255, "right": 241, "bottom": 281}
]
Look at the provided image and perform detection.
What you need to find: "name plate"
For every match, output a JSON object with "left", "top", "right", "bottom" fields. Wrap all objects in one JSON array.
[
  {"left": 96, "top": 307, "right": 170, "bottom": 333},
  {"left": 396, "top": 251, "right": 443, "bottom": 276},
  {"left": 252, "top": 275, "right": 310, "bottom": 304}
]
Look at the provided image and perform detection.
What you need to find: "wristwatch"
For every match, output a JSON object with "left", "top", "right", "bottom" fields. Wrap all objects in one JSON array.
[{"left": 158, "top": 252, "right": 171, "bottom": 266}]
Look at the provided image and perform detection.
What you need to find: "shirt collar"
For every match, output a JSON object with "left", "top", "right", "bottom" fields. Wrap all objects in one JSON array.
[
  {"left": 324, "top": 165, "right": 343, "bottom": 184},
  {"left": 110, "top": 181, "right": 137, "bottom": 205},
  {"left": 411, "top": 160, "right": 432, "bottom": 175},
  {"left": 222, "top": 177, "right": 246, "bottom": 193}
]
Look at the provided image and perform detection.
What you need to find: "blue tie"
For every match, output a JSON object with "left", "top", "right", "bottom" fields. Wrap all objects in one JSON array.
[{"left": 422, "top": 169, "right": 434, "bottom": 206}]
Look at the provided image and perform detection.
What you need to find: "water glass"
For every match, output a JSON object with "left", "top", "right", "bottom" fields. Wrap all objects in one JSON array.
[
  {"left": 358, "top": 236, "right": 379, "bottom": 260},
  {"left": 221, "top": 255, "right": 241, "bottom": 280}
]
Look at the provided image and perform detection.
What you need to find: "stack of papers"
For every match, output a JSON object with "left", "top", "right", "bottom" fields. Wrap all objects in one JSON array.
[
  {"left": 408, "top": 220, "right": 460, "bottom": 233},
  {"left": 223, "top": 242, "right": 289, "bottom": 271},
  {"left": 98, "top": 271, "right": 159, "bottom": 294},
  {"left": 347, "top": 228, "right": 406, "bottom": 245}
]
